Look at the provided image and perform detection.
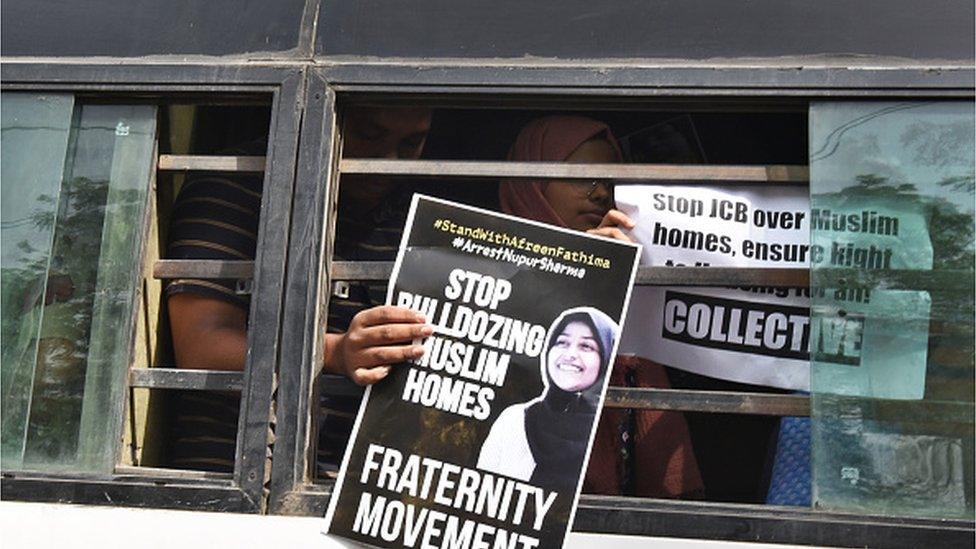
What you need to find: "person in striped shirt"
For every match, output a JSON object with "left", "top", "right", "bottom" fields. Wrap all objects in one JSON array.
[{"left": 164, "top": 107, "right": 433, "bottom": 472}]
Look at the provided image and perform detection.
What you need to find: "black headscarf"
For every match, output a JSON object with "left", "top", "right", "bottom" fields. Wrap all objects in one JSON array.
[{"left": 524, "top": 307, "right": 618, "bottom": 491}]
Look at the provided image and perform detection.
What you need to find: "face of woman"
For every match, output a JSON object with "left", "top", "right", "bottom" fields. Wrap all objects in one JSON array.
[
  {"left": 542, "top": 138, "right": 617, "bottom": 232},
  {"left": 547, "top": 321, "right": 603, "bottom": 392}
]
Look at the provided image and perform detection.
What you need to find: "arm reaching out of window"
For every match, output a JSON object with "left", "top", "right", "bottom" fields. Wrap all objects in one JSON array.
[{"left": 169, "top": 293, "right": 428, "bottom": 386}]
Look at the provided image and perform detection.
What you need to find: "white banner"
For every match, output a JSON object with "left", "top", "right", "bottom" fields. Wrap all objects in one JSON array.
[
  {"left": 615, "top": 184, "right": 933, "bottom": 397},
  {"left": 616, "top": 185, "right": 812, "bottom": 390}
]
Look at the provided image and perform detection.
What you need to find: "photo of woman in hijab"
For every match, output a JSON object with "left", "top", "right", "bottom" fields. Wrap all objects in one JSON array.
[{"left": 477, "top": 306, "right": 619, "bottom": 493}]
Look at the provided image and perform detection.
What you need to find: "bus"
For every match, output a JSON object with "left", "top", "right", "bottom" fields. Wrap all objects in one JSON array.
[{"left": 2, "top": 1, "right": 973, "bottom": 547}]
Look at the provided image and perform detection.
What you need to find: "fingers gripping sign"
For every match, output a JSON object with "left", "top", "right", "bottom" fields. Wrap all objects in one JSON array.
[
  {"left": 586, "top": 209, "right": 636, "bottom": 243},
  {"left": 324, "top": 305, "right": 433, "bottom": 386}
]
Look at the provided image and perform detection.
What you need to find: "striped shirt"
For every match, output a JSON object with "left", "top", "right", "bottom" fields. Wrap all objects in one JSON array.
[
  {"left": 163, "top": 169, "right": 262, "bottom": 473},
  {"left": 165, "top": 391, "right": 240, "bottom": 472},
  {"left": 165, "top": 172, "right": 262, "bottom": 307}
]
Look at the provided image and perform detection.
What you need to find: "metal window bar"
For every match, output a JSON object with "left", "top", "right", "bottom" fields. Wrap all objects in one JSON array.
[
  {"left": 339, "top": 159, "right": 809, "bottom": 183},
  {"left": 325, "top": 259, "right": 812, "bottom": 417},
  {"left": 144, "top": 151, "right": 260, "bottom": 385},
  {"left": 129, "top": 368, "right": 244, "bottom": 392},
  {"left": 332, "top": 261, "right": 810, "bottom": 287},
  {"left": 321, "top": 257, "right": 975, "bottom": 418},
  {"left": 136, "top": 156, "right": 261, "bottom": 391},
  {"left": 150, "top": 260, "right": 970, "bottom": 293},
  {"left": 126, "top": 161, "right": 261, "bottom": 394},
  {"left": 605, "top": 387, "right": 810, "bottom": 416},
  {"left": 114, "top": 465, "right": 233, "bottom": 482},
  {"left": 153, "top": 259, "right": 254, "bottom": 280},
  {"left": 331, "top": 261, "right": 970, "bottom": 292},
  {"left": 157, "top": 154, "right": 266, "bottom": 173},
  {"left": 321, "top": 260, "right": 970, "bottom": 417},
  {"left": 122, "top": 382, "right": 973, "bottom": 470}
]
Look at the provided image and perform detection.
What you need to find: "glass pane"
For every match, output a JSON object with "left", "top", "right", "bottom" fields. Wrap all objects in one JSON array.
[
  {"left": 1, "top": 100, "right": 157, "bottom": 473},
  {"left": 810, "top": 101, "right": 975, "bottom": 519},
  {"left": 73, "top": 105, "right": 158, "bottom": 471},
  {"left": 1, "top": 93, "right": 75, "bottom": 468}
]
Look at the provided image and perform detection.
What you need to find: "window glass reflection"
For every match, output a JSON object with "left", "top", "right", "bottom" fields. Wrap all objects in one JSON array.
[
  {"left": 810, "top": 101, "right": 975, "bottom": 519},
  {"left": 1, "top": 93, "right": 75, "bottom": 468},
  {"left": 0, "top": 97, "right": 156, "bottom": 473}
]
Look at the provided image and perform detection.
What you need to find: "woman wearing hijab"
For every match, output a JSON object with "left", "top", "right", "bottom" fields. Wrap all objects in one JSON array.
[
  {"left": 478, "top": 307, "right": 618, "bottom": 493},
  {"left": 499, "top": 115, "right": 635, "bottom": 240},
  {"left": 496, "top": 115, "right": 703, "bottom": 498}
]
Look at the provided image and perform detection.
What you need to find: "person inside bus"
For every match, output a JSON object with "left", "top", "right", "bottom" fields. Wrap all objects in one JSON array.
[
  {"left": 164, "top": 106, "right": 435, "bottom": 472},
  {"left": 498, "top": 115, "right": 703, "bottom": 498}
]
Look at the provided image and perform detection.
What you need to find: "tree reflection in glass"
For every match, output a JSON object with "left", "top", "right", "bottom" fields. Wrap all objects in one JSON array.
[
  {"left": 1, "top": 99, "right": 156, "bottom": 473},
  {"left": 810, "top": 101, "right": 974, "bottom": 519}
]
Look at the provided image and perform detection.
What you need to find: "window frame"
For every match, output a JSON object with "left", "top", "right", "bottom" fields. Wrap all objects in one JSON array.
[
  {"left": 264, "top": 64, "right": 975, "bottom": 547},
  {"left": 0, "top": 62, "right": 304, "bottom": 513}
]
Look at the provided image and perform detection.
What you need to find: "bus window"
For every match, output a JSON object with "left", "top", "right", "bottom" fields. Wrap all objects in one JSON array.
[
  {"left": 133, "top": 103, "right": 272, "bottom": 473},
  {"left": 314, "top": 102, "right": 813, "bottom": 506},
  {"left": 2, "top": 94, "right": 157, "bottom": 473}
]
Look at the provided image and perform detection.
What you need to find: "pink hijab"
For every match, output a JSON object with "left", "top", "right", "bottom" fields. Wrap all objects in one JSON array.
[{"left": 499, "top": 116, "right": 623, "bottom": 227}]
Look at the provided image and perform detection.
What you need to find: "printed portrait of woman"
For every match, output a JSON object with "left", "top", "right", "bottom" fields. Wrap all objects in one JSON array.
[{"left": 477, "top": 307, "right": 619, "bottom": 492}]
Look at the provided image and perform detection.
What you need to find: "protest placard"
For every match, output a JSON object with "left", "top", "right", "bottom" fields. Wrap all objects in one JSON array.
[
  {"left": 615, "top": 185, "right": 932, "bottom": 397},
  {"left": 324, "top": 195, "right": 640, "bottom": 549}
]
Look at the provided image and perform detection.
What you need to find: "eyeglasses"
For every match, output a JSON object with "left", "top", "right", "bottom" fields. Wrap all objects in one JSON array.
[{"left": 569, "top": 180, "right": 614, "bottom": 200}]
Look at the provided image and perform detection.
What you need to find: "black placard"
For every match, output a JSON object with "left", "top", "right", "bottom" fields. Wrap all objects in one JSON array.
[{"left": 324, "top": 195, "right": 640, "bottom": 549}]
